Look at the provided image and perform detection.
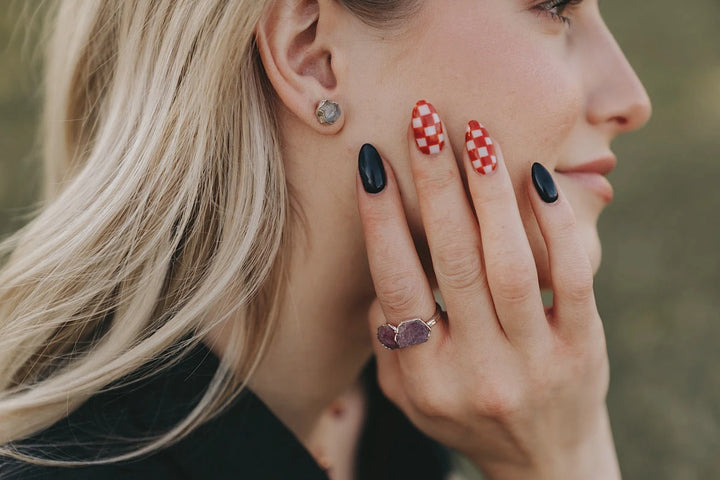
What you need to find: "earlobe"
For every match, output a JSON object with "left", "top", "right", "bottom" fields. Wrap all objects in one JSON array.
[{"left": 255, "top": 0, "right": 345, "bottom": 134}]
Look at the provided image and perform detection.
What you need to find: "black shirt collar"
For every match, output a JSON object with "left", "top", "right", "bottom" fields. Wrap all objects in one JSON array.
[{"left": 11, "top": 340, "right": 452, "bottom": 479}]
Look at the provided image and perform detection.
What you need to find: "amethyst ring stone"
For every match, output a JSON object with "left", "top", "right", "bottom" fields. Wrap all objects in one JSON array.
[{"left": 377, "top": 302, "right": 443, "bottom": 350}]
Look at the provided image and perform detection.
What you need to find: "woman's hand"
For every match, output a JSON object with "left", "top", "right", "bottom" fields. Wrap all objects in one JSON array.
[{"left": 356, "top": 101, "right": 621, "bottom": 480}]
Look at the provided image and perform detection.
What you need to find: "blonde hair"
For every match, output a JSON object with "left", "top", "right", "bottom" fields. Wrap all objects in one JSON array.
[{"left": 0, "top": 0, "right": 415, "bottom": 471}]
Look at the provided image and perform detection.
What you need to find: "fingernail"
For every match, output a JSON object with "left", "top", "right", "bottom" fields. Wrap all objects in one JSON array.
[
  {"left": 531, "top": 162, "right": 559, "bottom": 203},
  {"left": 358, "top": 144, "right": 386, "bottom": 194},
  {"left": 466, "top": 121, "right": 498, "bottom": 175},
  {"left": 412, "top": 100, "right": 445, "bottom": 155}
]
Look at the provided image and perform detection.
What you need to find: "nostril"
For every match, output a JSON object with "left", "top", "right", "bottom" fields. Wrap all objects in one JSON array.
[{"left": 623, "top": 97, "right": 653, "bottom": 131}]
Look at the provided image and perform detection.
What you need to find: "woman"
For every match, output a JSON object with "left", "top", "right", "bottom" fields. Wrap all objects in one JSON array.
[{"left": 0, "top": 0, "right": 651, "bottom": 478}]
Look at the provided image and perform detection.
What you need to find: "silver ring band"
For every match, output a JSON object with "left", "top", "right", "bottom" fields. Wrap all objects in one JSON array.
[{"left": 425, "top": 302, "right": 442, "bottom": 328}]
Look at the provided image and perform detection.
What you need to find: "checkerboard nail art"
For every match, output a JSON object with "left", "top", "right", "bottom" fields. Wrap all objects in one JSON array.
[
  {"left": 412, "top": 100, "right": 445, "bottom": 155},
  {"left": 466, "top": 120, "right": 497, "bottom": 175}
]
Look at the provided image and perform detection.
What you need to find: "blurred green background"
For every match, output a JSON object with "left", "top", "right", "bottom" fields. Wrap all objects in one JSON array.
[{"left": 1, "top": 1, "right": 718, "bottom": 479}]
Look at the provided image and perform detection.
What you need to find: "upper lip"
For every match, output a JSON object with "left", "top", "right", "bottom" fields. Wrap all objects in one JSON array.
[{"left": 555, "top": 156, "right": 617, "bottom": 176}]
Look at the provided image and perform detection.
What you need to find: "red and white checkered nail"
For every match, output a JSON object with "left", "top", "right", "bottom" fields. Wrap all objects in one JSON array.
[
  {"left": 412, "top": 100, "right": 445, "bottom": 155},
  {"left": 466, "top": 120, "right": 497, "bottom": 175}
]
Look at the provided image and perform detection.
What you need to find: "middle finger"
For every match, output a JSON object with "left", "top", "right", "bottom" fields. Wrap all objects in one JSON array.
[{"left": 408, "top": 100, "right": 498, "bottom": 343}]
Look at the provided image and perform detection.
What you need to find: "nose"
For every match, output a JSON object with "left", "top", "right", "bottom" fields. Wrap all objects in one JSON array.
[{"left": 583, "top": 20, "right": 653, "bottom": 134}]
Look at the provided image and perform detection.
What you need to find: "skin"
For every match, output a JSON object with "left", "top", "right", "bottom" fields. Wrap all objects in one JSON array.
[{"left": 205, "top": 0, "right": 651, "bottom": 477}]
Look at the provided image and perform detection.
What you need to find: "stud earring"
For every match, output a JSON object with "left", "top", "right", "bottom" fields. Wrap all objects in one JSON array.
[{"left": 316, "top": 99, "right": 341, "bottom": 125}]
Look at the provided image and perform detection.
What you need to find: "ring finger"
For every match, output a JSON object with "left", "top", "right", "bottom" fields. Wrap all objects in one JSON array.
[{"left": 461, "top": 121, "right": 551, "bottom": 350}]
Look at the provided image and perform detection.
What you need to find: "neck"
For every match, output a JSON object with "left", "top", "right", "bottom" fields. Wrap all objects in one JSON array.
[
  {"left": 204, "top": 119, "right": 378, "bottom": 447},
  {"left": 245, "top": 220, "right": 376, "bottom": 442}
]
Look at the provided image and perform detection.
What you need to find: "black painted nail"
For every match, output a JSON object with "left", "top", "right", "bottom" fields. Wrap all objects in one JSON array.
[
  {"left": 531, "top": 162, "right": 558, "bottom": 203},
  {"left": 359, "top": 144, "right": 386, "bottom": 194}
]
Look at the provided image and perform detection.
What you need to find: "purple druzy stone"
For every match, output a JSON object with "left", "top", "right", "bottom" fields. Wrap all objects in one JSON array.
[
  {"left": 377, "top": 325, "right": 399, "bottom": 350},
  {"left": 396, "top": 319, "right": 431, "bottom": 348}
]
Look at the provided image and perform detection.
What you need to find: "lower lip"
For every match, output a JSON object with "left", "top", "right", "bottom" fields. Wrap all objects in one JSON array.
[{"left": 557, "top": 172, "right": 614, "bottom": 203}]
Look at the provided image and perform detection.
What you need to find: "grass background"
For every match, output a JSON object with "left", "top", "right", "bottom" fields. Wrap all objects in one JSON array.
[{"left": 2, "top": 2, "right": 718, "bottom": 479}]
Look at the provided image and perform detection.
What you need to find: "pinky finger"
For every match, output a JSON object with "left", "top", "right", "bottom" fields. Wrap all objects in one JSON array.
[{"left": 527, "top": 163, "right": 598, "bottom": 340}]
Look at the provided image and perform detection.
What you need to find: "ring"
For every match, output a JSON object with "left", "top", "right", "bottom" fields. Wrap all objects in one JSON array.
[{"left": 376, "top": 302, "right": 443, "bottom": 350}]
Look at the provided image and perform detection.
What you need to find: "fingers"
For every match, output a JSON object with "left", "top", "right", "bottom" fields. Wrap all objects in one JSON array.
[
  {"left": 366, "top": 300, "right": 412, "bottom": 411},
  {"left": 360, "top": 100, "right": 561, "bottom": 363},
  {"left": 407, "top": 101, "right": 501, "bottom": 344},
  {"left": 527, "top": 163, "right": 598, "bottom": 341},
  {"left": 460, "top": 122, "right": 550, "bottom": 349},
  {"left": 356, "top": 143, "right": 448, "bottom": 378}
]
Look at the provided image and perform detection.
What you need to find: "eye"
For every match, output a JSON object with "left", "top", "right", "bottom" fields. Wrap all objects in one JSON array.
[{"left": 534, "top": 0, "right": 583, "bottom": 26}]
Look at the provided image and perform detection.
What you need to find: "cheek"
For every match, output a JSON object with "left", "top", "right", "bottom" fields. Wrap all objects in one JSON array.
[
  {"left": 420, "top": 32, "right": 586, "bottom": 287},
  {"left": 365, "top": 4, "right": 591, "bottom": 287}
]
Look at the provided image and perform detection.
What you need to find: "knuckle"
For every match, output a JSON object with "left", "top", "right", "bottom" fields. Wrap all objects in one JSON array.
[
  {"left": 477, "top": 384, "right": 523, "bottom": 421},
  {"left": 435, "top": 243, "right": 485, "bottom": 292},
  {"left": 555, "top": 334, "right": 609, "bottom": 388},
  {"left": 415, "top": 166, "right": 458, "bottom": 194},
  {"left": 554, "top": 207, "right": 578, "bottom": 233},
  {"left": 472, "top": 182, "right": 516, "bottom": 216},
  {"left": 409, "top": 388, "right": 452, "bottom": 420},
  {"left": 362, "top": 202, "right": 394, "bottom": 228},
  {"left": 490, "top": 260, "right": 537, "bottom": 304},
  {"left": 376, "top": 270, "right": 422, "bottom": 318},
  {"left": 557, "top": 262, "right": 595, "bottom": 303},
  {"left": 564, "top": 280, "right": 595, "bottom": 305}
]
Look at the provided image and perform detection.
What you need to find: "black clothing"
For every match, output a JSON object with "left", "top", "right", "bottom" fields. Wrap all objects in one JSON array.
[{"left": 1, "top": 341, "right": 452, "bottom": 479}]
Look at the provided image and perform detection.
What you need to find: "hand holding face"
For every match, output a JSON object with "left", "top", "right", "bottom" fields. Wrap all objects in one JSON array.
[{"left": 356, "top": 101, "right": 621, "bottom": 480}]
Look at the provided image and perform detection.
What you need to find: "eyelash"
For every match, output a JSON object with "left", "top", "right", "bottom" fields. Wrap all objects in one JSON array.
[{"left": 534, "top": 0, "right": 583, "bottom": 26}]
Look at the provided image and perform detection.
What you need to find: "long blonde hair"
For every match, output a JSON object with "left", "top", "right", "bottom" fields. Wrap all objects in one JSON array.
[{"left": 0, "top": 0, "right": 414, "bottom": 470}]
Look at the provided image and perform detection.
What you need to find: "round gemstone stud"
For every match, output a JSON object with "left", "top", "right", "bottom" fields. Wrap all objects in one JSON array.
[{"left": 316, "top": 100, "right": 341, "bottom": 125}]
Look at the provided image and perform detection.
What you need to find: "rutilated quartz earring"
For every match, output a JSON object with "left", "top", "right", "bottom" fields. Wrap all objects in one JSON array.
[{"left": 315, "top": 99, "right": 341, "bottom": 125}]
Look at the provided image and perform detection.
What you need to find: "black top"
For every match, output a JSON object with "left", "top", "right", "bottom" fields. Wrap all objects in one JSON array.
[{"left": 1, "top": 341, "right": 452, "bottom": 479}]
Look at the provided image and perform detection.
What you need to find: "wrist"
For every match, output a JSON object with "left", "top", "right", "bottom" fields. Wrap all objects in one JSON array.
[{"left": 473, "top": 406, "right": 622, "bottom": 480}]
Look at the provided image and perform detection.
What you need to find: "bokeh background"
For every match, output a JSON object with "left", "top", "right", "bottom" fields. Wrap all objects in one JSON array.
[{"left": 2, "top": 1, "right": 718, "bottom": 479}]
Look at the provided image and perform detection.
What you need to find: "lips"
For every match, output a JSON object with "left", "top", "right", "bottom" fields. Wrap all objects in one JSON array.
[
  {"left": 555, "top": 156, "right": 617, "bottom": 176},
  {"left": 557, "top": 172, "right": 614, "bottom": 203},
  {"left": 555, "top": 156, "right": 617, "bottom": 203}
]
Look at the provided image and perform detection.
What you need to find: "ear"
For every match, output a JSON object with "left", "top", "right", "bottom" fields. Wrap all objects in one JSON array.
[{"left": 255, "top": 0, "right": 345, "bottom": 134}]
